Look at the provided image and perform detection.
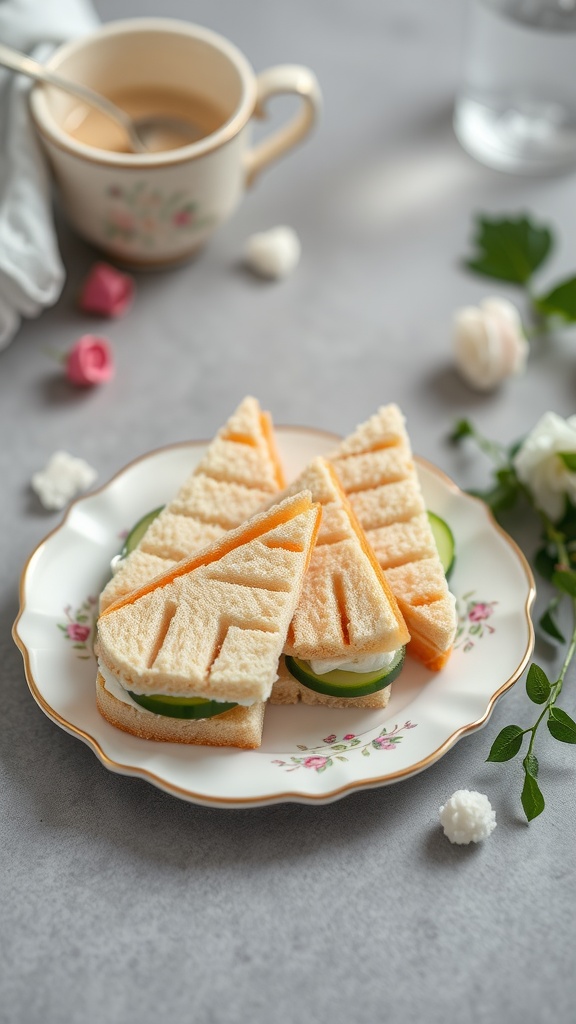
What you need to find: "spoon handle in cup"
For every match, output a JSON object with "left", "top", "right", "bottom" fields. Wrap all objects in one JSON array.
[{"left": 0, "top": 42, "right": 146, "bottom": 154}]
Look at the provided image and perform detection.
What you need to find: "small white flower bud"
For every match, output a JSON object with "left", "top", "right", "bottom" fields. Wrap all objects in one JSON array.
[
  {"left": 439, "top": 789, "right": 496, "bottom": 844},
  {"left": 31, "top": 451, "right": 97, "bottom": 511},
  {"left": 453, "top": 297, "right": 528, "bottom": 391},
  {"left": 244, "top": 226, "right": 301, "bottom": 279}
]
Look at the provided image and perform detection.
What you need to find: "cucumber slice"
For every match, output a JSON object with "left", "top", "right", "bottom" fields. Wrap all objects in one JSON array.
[
  {"left": 285, "top": 647, "right": 405, "bottom": 698},
  {"left": 121, "top": 506, "right": 164, "bottom": 558},
  {"left": 427, "top": 511, "right": 455, "bottom": 579},
  {"left": 127, "top": 691, "right": 238, "bottom": 720}
]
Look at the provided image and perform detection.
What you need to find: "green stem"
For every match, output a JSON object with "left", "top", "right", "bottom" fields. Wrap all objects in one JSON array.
[
  {"left": 554, "top": 597, "right": 576, "bottom": 702},
  {"left": 524, "top": 548, "right": 576, "bottom": 764},
  {"left": 467, "top": 424, "right": 509, "bottom": 466}
]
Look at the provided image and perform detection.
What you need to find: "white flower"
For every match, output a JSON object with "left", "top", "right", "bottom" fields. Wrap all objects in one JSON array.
[
  {"left": 453, "top": 297, "right": 528, "bottom": 391},
  {"left": 244, "top": 226, "right": 301, "bottom": 279},
  {"left": 513, "top": 411, "right": 576, "bottom": 521},
  {"left": 31, "top": 451, "right": 97, "bottom": 511},
  {"left": 439, "top": 789, "right": 496, "bottom": 844}
]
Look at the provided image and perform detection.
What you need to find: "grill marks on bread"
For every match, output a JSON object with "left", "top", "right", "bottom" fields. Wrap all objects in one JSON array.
[
  {"left": 97, "top": 493, "right": 321, "bottom": 705},
  {"left": 99, "top": 397, "right": 284, "bottom": 612},
  {"left": 328, "top": 404, "right": 457, "bottom": 671},
  {"left": 333, "top": 572, "right": 351, "bottom": 646},
  {"left": 268, "top": 457, "right": 409, "bottom": 664},
  {"left": 146, "top": 600, "right": 177, "bottom": 669}
]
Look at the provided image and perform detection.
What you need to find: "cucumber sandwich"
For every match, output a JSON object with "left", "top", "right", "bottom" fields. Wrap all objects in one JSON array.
[
  {"left": 99, "top": 396, "right": 285, "bottom": 613},
  {"left": 96, "top": 492, "right": 321, "bottom": 748},
  {"left": 268, "top": 457, "right": 411, "bottom": 708},
  {"left": 328, "top": 405, "right": 458, "bottom": 672},
  {"left": 96, "top": 396, "right": 289, "bottom": 748}
]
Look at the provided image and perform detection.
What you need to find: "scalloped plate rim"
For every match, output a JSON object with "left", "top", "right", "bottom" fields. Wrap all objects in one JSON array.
[{"left": 13, "top": 427, "right": 536, "bottom": 808}]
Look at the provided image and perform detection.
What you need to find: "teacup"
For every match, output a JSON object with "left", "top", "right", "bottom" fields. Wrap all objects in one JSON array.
[{"left": 30, "top": 18, "right": 321, "bottom": 267}]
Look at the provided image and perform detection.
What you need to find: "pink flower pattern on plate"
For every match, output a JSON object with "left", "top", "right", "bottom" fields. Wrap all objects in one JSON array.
[
  {"left": 454, "top": 591, "right": 498, "bottom": 652},
  {"left": 57, "top": 598, "right": 98, "bottom": 660},
  {"left": 468, "top": 602, "right": 493, "bottom": 622},
  {"left": 272, "top": 722, "right": 418, "bottom": 773}
]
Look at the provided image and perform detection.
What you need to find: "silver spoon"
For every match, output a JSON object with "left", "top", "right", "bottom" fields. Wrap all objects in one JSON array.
[{"left": 0, "top": 42, "right": 203, "bottom": 154}]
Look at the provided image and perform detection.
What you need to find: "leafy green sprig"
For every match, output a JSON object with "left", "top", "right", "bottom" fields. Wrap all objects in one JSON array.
[
  {"left": 451, "top": 419, "right": 576, "bottom": 821},
  {"left": 463, "top": 213, "right": 576, "bottom": 332}
]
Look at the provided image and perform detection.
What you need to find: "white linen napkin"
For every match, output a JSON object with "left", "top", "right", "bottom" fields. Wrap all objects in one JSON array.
[{"left": 0, "top": 0, "right": 98, "bottom": 350}]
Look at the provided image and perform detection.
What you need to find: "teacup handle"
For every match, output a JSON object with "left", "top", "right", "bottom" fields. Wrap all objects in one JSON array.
[{"left": 245, "top": 65, "right": 322, "bottom": 187}]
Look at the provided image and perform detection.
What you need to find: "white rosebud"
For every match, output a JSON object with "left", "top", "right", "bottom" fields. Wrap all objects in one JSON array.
[
  {"left": 439, "top": 789, "right": 496, "bottom": 845},
  {"left": 453, "top": 297, "right": 528, "bottom": 391},
  {"left": 31, "top": 451, "right": 97, "bottom": 511},
  {"left": 513, "top": 411, "right": 576, "bottom": 521},
  {"left": 244, "top": 226, "right": 301, "bottom": 279}
]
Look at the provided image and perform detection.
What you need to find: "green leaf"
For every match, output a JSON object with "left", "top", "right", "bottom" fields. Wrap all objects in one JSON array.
[
  {"left": 539, "top": 605, "right": 566, "bottom": 644},
  {"left": 521, "top": 772, "right": 545, "bottom": 821},
  {"left": 557, "top": 500, "right": 576, "bottom": 540},
  {"left": 526, "top": 664, "right": 552, "bottom": 704},
  {"left": 547, "top": 707, "right": 576, "bottom": 743},
  {"left": 507, "top": 438, "right": 524, "bottom": 459},
  {"left": 463, "top": 213, "right": 553, "bottom": 285},
  {"left": 534, "top": 546, "right": 558, "bottom": 582},
  {"left": 449, "top": 419, "right": 474, "bottom": 443},
  {"left": 535, "top": 275, "right": 576, "bottom": 323},
  {"left": 486, "top": 724, "right": 525, "bottom": 762},
  {"left": 558, "top": 452, "right": 576, "bottom": 472},
  {"left": 552, "top": 569, "right": 576, "bottom": 597},
  {"left": 469, "top": 479, "right": 520, "bottom": 514},
  {"left": 523, "top": 753, "right": 539, "bottom": 779}
]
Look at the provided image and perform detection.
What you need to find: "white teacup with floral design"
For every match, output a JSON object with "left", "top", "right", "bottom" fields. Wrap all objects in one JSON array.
[{"left": 30, "top": 18, "right": 321, "bottom": 267}]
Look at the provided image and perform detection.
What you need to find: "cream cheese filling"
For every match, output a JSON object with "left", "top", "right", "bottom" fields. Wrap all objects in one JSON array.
[
  {"left": 308, "top": 650, "right": 399, "bottom": 676},
  {"left": 97, "top": 659, "right": 261, "bottom": 710}
]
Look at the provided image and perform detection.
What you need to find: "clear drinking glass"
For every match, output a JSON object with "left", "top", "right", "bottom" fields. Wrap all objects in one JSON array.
[{"left": 454, "top": 0, "right": 576, "bottom": 174}]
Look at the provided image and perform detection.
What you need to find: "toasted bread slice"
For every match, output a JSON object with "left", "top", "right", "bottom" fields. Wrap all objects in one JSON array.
[
  {"left": 96, "top": 492, "right": 321, "bottom": 746},
  {"left": 99, "top": 396, "right": 285, "bottom": 611},
  {"left": 265, "top": 457, "right": 409, "bottom": 707},
  {"left": 328, "top": 405, "right": 457, "bottom": 671}
]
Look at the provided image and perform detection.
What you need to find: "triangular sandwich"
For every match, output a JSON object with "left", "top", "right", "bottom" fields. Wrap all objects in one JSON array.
[
  {"left": 100, "top": 396, "right": 285, "bottom": 611},
  {"left": 268, "top": 457, "right": 410, "bottom": 709},
  {"left": 328, "top": 404, "right": 457, "bottom": 671},
  {"left": 95, "top": 492, "right": 321, "bottom": 748}
]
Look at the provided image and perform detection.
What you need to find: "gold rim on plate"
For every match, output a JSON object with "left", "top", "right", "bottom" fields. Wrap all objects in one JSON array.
[{"left": 12, "top": 432, "right": 536, "bottom": 807}]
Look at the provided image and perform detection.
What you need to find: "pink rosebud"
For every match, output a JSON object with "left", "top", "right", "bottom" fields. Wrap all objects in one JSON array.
[
  {"left": 66, "top": 336, "right": 114, "bottom": 387},
  {"left": 303, "top": 756, "right": 328, "bottom": 770},
  {"left": 173, "top": 208, "right": 193, "bottom": 227},
  {"left": 372, "top": 736, "right": 397, "bottom": 750},
  {"left": 468, "top": 602, "right": 493, "bottom": 623},
  {"left": 79, "top": 262, "right": 134, "bottom": 317},
  {"left": 67, "top": 623, "right": 90, "bottom": 642},
  {"left": 343, "top": 734, "right": 355, "bottom": 740}
]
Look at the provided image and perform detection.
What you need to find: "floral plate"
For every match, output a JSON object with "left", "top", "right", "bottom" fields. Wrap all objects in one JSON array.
[{"left": 13, "top": 428, "right": 535, "bottom": 808}]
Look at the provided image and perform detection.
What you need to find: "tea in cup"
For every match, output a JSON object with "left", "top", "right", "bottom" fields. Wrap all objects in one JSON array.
[{"left": 30, "top": 18, "right": 321, "bottom": 266}]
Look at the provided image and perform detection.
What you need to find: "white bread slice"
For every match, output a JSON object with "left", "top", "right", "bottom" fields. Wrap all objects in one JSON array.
[
  {"left": 96, "top": 492, "right": 321, "bottom": 746},
  {"left": 99, "top": 396, "right": 285, "bottom": 611},
  {"left": 96, "top": 673, "right": 265, "bottom": 748},
  {"left": 328, "top": 405, "right": 457, "bottom": 671},
  {"left": 266, "top": 458, "right": 410, "bottom": 708}
]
